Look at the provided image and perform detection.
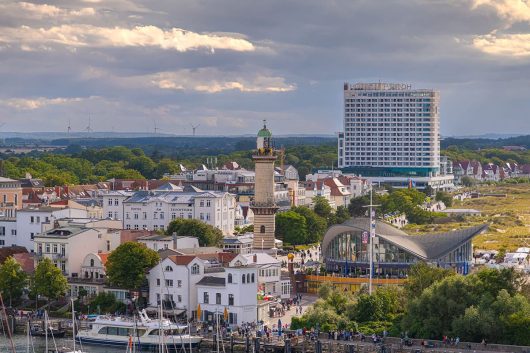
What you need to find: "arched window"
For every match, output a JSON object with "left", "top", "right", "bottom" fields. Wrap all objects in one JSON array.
[
  {"left": 228, "top": 273, "right": 232, "bottom": 283},
  {"left": 191, "top": 264, "right": 200, "bottom": 275},
  {"left": 246, "top": 273, "right": 250, "bottom": 283},
  {"left": 251, "top": 273, "right": 255, "bottom": 283},
  {"left": 90, "top": 259, "right": 94, "bottom": 267},
  {"left": 242, "top": 274, "right": 246, "bottom": 283},
  {"left": 260, "top": 225, "right": 266, "bottom": 233},
  {"left": 165, "top": 266, "right": 173, "bottom": 272}
]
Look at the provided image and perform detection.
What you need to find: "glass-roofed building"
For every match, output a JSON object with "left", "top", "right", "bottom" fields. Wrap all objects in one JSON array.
[{"left": 322, "top": 218, "right": 487, "bottom": 276}]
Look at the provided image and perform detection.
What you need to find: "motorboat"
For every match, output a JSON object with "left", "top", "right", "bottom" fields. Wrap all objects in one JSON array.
[
  {"left": 30, "top": 323, "right": 66, "bottom": 338},
  {"left": 76, "top": 309, "right": 202, "bottom": 350}
]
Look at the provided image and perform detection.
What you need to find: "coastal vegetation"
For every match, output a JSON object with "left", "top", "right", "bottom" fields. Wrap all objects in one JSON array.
[{"left": 291, "top": 264, "right": 530, "bottom": 346}]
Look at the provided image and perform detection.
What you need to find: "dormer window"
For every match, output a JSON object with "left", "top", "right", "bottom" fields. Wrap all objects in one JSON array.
[
  {"left": 165, "top": 265, "right": 173, "bottom": 272},
  {"left": 191, "top": 264, "right": 200, "bottom": 275}
]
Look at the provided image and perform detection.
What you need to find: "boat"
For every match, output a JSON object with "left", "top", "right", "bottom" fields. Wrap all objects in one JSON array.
[
  {"left": 30, "top": 322, "right": 67, "bottom": 338},
  {"left": 76, "top": 309, "right": 202, "bottom": 350}
]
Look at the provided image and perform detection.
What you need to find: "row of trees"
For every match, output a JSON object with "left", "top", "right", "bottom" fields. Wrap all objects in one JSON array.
[
  {"left": 348, "top": 188, "right": 450, "bottom": 225},
  {"left": 292, "top": 264, "right": 530, "bottom": 346},
  {"left": 0, "top": 257, "right": 68, "bottom": 306},
  {"left": 275, "top": 197, "right": 350, "bottom": 245},
  {"left": 2, "top": 144, "right": 338, "bottom": 186}
]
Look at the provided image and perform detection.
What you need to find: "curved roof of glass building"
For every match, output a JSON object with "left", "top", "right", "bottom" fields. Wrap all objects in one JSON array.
[{"left": 322, "top": 218, "right": 488, "bottom": 261}]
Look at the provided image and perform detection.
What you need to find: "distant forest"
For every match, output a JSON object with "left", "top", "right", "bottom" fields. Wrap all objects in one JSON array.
[{"left": 2, "top": 134, "right": 530, "bottom": 186}]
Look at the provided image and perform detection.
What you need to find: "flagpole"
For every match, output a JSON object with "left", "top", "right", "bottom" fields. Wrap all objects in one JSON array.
[{"left": 362, "top": 183, "right": 380, "bottom": 295}]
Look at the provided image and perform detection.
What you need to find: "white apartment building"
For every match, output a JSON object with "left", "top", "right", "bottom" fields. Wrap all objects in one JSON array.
[
  {"left": 138, "top": 234, "right": 200, "bottom": 251},
  {"left": 235, "top": 253, "right": 289, "bottom": 299},
  {"left": 339, "top": 82, "right": 440, "bottom": 172},
  {"left": 147, "top": 255, "right": 206, "bottom": 319},
  {"left": 120, "top": 190, "right": 235, "bottom": 234},
  {"left": 33, "top": 219, "right": 122, "bottom": 277},
  {"left": 338, "top": 82, "right": 453, "bottom": 191},
  {"left": 102, "top": 191, "right": 134, "bottom": 221},
  {"left": 0, "top": 206, "right": 89, "bottom": 251},
  {"left": 197, "top": 265, "right": 258, "bottom": 326}
]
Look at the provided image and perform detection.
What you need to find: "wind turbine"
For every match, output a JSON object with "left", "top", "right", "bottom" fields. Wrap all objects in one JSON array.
[
  {"left": 154, "top": 120, "right": 160, "bottom": 135},
  {"left": 67, "top": 119, "right": 72, "bottom": 134},
  {"left": 190, "top": 124, "right": 200, "bottom": 136}
]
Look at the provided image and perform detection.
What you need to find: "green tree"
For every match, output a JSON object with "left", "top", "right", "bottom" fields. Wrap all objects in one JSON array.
[
  {"left": 292, "top": 206, "right": 327, "bottom": 243},
  {"left": 461, "top": 176, "right": 475, "bottom": 187},
  {"left": 32, "top": 258, "right": 68, "bottom": 302},
  {"left": 0, "top": 257, "right": 27, "bottom": 306},
  {"left": 90, "top": 292, "right": 126, "bottom": 314},
  {"left": 313, "top": 196, "right": 332, "bottom": 219},
  {"left": 435, "top": 191, "right": 453, "bottom": 207},
  {"left": 348, "top": 195, "right": 370, "bottom": 217},
  {"left": 165, "top": 219, "right": 223, "bottom": 246},
  {"left": 275, "top": 211, "right": 308, "bottom": 245},
  {"left": 404, "top": 262, "right": 455, "bottom": 298},
  {"left": 334, "top": 206, "right": 351, "bottom": 224},
  {"left": 106, "top": 243, "right": 160, "bottom": 290}
]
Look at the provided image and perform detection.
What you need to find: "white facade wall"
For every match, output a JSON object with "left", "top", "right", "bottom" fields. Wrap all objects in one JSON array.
[
  {"left": 339, "top": 82, "right": 440, "bottom": 173},
  {"left": 102, "top": 192, "right": 133, "bottom": 221},
  {"left": 147, "top": 257, "right": 206, "bottom": 318},
  {"left": 34, "top": 227, "right": 121, "bottom": 277},
  {"left": 197, "top": 267, "right": 258, "bottom": 326},
  {"left": 122, "top": 193, "right": 235, "bottom": 235},
  {"left": 0, "top": 220, "right": 17, "bottom": 248},
  {"left": 14, "top": 207, "right": 88, "bottom": 251}
]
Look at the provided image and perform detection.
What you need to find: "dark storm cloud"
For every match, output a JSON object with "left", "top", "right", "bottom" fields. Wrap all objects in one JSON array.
[{"left": 1, "top": 0, "right": 530, "bottom": 135}]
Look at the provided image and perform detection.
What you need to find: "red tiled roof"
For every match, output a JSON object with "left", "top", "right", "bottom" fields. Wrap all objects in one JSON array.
[
  {"left": 0, "top": 246, "right": 28, "bottom": 264},
  {"left": 168, "top": 255, "right": 196, "bottom": 266},
  {"left": 98, "top": 252, "right": 110, "bottom": 265},
  {"left": 12, "top": 253, "right": 35, "bottom": 274}
]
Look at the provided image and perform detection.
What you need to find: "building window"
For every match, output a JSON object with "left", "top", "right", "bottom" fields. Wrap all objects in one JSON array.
[
  {"left": 126, "top": 224, "right": 131, "bottom": 230},
  {"left": 45, "top": 243, "right": 50, "bottom": 253},
  {"left": 260, "top": 225, "right": 265, "bottom": 233},
  {"left": 52, "top": 244, "right": 57, "bottom": 253},
  {"left": 134, "top": 213, "right": 139, "bottom": 219},
  {"left": 106, "top": 241, "right": 111, "bottom": 251},
  {"left": 246, "top": 274, "right": 250, "bottom": 283},
  {"left": 165, "top": 279, "right": 173, "bottom": 287},
  {"left": 227, "top": 273, "right": 232, "bottom": 283},
  {"left": 177, "top": 295, "right": 182, "bottom": 303},
  {"left": 126, "top": 213, "right": 130, "bottom": 219},
  {"left": 0, "top": 227, "right": 4, "bottom": 236},
  {"left": 206, "top": 200, "right": 211, "bottom": 207},
  {"left": 216, "top": 293, "right": 221, "bottom": 304},
  {"left": 160, "top": 212, "right": 164, "bottom": 220},
  {"left": 228, "top": 294, "right": 234, "bottom": 306},
  {"left": 156, "top": 278, "right": 160, "bottom": 286},
  {"left": 156, "top": 293, "right": 160, "bottom": 304},
  {"left": 203, "top": 292, "right": 209, "bottom": 304},
  {"left": 30, "top": 216, "right": 34, "bottom": 223},
  {"left": 191, "top": 264, "right": 200, "bottom": 274},
  {"left": 108, "top": 199, "right": 112, "bottom": 206},
  {"left": 200, "top": 200, "right": 204, "bottom": 207},
  {"left": 114, "top": 199, "right": 119, "bottom": 206},
  {"left": 251, "top": 273, "right": 255, "bottom": 283},
  {"left": 11, "top": 229, "right": 16, "bottom": 236},
  {"left": 177, "top": 280, "right": 182, "bottom": 287},
  {"left": 242, "top": 274, "right": 246, "bottom": 284},
  {"left": 165, "top": 266, "right": 173, "bottom": 272}
]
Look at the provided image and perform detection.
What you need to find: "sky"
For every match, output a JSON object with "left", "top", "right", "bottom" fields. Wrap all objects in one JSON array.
[{"left": 1, "top": 0, "right": 530, "bottom": 136}]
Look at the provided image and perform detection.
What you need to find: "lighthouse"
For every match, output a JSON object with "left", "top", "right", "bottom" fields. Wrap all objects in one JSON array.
[{"left": 251, "top": 120, "right": 279, "bottom": 251}]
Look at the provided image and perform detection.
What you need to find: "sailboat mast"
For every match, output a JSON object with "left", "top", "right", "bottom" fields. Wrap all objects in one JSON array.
[
  {"left": 45, "top": 310, "right": 48, "bottom": 353},
  {"left": 71, "top": 298, "right": 76, "bottom": 352},
  {"left": 0, "top": 292, "right": 17, "bottom": 353}
]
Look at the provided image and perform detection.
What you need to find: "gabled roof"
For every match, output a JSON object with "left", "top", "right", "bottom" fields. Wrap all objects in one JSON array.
[
  {"left": 167, "top": 255, "right": 197, "bottom": 266},
  {"left": 0, "top": 246, "right": 28, "bottom": 264},
  {"left": 322, "top": 218, "right": 488, "bottom": 261}
]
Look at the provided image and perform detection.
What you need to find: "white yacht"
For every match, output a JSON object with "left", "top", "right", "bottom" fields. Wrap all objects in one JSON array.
[{"left": 76, "top": 310, "right": 202, "bottom": 350}]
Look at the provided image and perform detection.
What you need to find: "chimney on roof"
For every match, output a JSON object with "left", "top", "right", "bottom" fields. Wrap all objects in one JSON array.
[{"left": 253, "top": 254, "right": 257, "bottom": 263}]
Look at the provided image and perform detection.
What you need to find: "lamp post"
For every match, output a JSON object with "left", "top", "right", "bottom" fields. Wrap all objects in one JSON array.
[{"left": 362, "top": 183, "right": 380, "bottom": 295}]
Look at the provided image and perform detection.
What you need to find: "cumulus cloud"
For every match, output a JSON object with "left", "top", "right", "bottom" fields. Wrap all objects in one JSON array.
[
  {"left": 1, "top": 97, "right": 87, "bottom": 110},
  {"left": 473, "top": 33, "right": 530, "bottom": 55},
  {"left": 472, "top": 0, "right": 530, "bottom": 24},
  {"left": 0, "top": 24, "right": 255, "bottom": 52},
  {"left": 151, "top": 68, "right": 295, "bottom": 93},
  {"left": 0, "top": 2, "right": 96, "bottom": 19}
]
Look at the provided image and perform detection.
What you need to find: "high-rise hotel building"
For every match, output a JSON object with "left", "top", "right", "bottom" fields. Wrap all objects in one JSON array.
[{"left": 338, "top": 82, "right": 453, "bottom": 190}]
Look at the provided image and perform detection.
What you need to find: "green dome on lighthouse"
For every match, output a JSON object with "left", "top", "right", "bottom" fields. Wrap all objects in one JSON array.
[{"left": 257, "top": 120, "right": 272, "bottom": 138}]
